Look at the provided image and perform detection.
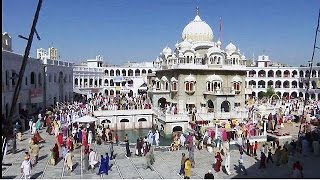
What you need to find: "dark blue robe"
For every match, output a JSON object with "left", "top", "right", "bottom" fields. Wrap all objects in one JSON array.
[{"left": 98, "top": 157, "right": 107, "bottom": 175}]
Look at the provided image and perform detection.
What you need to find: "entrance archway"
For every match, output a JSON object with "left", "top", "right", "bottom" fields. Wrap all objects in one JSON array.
[
  {"left": 207, "top": 100, "right": 214, "bottom": 113},
  {"left": 172, "top": 126, "right": 183, "bottom": 132},
  {"left": 221, "top": 100, "right": 230, "bottom": 112},
  {"left": 158, "top": 97, "right": 167, "bottom": 108}
]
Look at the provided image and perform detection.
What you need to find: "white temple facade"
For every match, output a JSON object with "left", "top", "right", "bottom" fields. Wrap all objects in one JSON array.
[{"left": 148, "top": 8, "right": 251, "bottom": 134}]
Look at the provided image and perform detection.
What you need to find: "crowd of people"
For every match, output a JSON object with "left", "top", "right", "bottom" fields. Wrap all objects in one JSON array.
[
  {"left": 87, "top": 94, "right": 152, "bottom": 111},
  {"left": 13, "top": 94, "right": 320, "bottom": 179}
]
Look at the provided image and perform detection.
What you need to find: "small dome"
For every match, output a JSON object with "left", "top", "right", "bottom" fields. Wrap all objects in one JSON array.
[
  {"left": 226, "top": 42, "right": 237, "bottom": 52},
  {"left": 162, "top": 46, "right": 172, "bottom": 55},
  {"left": 231, "top": 75, "right": 242, "bottom": 82},
  {"left": 206, "top": 74, "right": 223, "bottom": 82},
  {"left": 155, "top": 57, "right": 160, "bottom": 63},
  {"left": 161, "top": 76, "right": 168, "bottom": 81},
  {"left": 241, "top": 54, "right": 246, "bottom": 59},
  {"left": 181, "top": 8, "right": 214, "bottom": 42},
  {"left": 171, "top": 77, "right": 178, "bottom": 82},
  {"left": 184, "top": 74, "right": 196, "bottom": 82},
  {"left": 217, "top": 40, "right": 221, "bottom": 46},
  {"left": 180, "top": 40, "right": 192, "bottom": 50}
]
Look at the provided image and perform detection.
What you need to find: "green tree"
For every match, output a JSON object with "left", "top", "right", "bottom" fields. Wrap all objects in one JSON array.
[{"left": 262, "top": 87, "right": 275, "bottom": 98}]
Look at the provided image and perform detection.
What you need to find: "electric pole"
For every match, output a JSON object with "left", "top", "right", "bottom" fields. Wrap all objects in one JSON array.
[
  {"left": 4, "top": 0, "right": 43, "bottom": 156},
  {"left": 298, "top": 9, "right": 320, "bottom": 138}
]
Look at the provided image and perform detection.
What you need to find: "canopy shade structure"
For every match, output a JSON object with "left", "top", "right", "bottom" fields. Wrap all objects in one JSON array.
[{"left": 73, "top": 115, "right": 98, "bottom": 123}]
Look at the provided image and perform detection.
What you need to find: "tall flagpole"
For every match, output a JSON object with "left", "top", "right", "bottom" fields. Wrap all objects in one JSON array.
[{"left": 219, "top": 17, "right": 222, "bottom": 44}]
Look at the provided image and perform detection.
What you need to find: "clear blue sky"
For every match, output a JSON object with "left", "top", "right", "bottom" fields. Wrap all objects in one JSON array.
[{"left": 2, "top": 0, "right": 320, "bottom": 65}]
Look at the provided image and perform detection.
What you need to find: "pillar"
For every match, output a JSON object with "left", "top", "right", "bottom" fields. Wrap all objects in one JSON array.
[
  {"left": 215, "top": 123, "right": 218, "bottom": 139},
  {"left": 263, "top": 120, "right": 267, "bottom": 136}
]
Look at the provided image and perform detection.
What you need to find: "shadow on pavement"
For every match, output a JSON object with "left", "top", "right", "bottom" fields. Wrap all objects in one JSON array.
[
  {"left": 72, "top": 162, "right": 79, "bottom": 170},
  {"left": 2, "top": 175, "right": 17, "bottom": 179},
  {"left": 31, "top": 171, "right": 43, "bottom": 179},
  {"left": 38, "top": 154, "right": 48, "bottom": 161}
]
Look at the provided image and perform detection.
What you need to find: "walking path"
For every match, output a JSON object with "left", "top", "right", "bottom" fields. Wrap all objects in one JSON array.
[{"left": 2, "top": 130, "right": 320, "bottom": 179}]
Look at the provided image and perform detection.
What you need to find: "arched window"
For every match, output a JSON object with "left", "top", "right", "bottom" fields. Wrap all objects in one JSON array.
[
  {"left": 233, "top": 82, "right": 241, "bottom": 94},
  {"left": 156, "top": 81, "right": 160, "bottom": 90},
  {"left": 75, "top": 78, "right": 79, "bottom": 86},
  {"left": 165, "top": 82, "right": 169, "bottom": 90},
  {"left": 31, "top": 72, "right": 36, "bottom": 85},
  {"left": 110, "top": 90, "right": 114, "bottom": 96},
  {"left": 185, "top": 82, "right": 194, "bottom": 92},
  {"left": 171, "top": 81, "right": 177, "bottom": 91}
]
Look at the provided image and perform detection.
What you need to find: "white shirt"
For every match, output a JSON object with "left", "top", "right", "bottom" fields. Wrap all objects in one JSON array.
[
  {"left": 89, "top": 151, "right": 97, "bottom": 165},
  {"left": 21, "top": 160, "right": 32, "bottom": 176}
]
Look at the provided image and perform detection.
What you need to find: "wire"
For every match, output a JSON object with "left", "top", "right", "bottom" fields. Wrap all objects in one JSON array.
[{"left": 298, "top": 9, "right": 320, "bottom": 138}]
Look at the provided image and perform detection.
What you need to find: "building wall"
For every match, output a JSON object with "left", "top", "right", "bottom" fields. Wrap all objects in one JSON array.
[
  {"left": 43, "top": 59, "right": 74, "bottom": 106},
  {"left": 151, "top": 69, "right": 247, "bottom": 114},
  {"left": 245, "top": 64, "right": 320, "bottom": 100},
  {"left": 73, "top": 60, "right": 155, "bottom": 97},
  {"left": 2, "top": 50, "right": 44, "bottom": 118}
]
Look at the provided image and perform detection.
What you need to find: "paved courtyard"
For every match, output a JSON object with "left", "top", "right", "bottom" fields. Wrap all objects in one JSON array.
[{"left": 2, "top": 129, "right": 320, "bottom": 179}]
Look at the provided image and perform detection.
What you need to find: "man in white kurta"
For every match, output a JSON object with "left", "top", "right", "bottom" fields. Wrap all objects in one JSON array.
[
  {"left": 21, "top": 156, "right": 32, "bottom": 179},
  {"left": 89, "top": 149, "right": 98, "bottom": 170},
  {"left": 224, "top": 151, "right": 231, "bottom": 175},
  {"left": 88, "top": 131, "right": 93, "bottom": 144},
  {"left": 154, "top": 130, "right": 160, "bottom": 146}
]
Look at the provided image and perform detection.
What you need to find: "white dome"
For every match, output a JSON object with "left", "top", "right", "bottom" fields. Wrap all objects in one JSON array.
[
  {"left": 241, "top": 54, "right": 246, "bottom": 59},
  {"left": 217, "top": 40, "right": 221, "bottom": 46},
  {"left": 231, "top": 75, "right": 242, "bottom": 82},
  {"left": 226, "top": 42, "right": 237, "bottom": 52},
  {"left": 206, "top": 74, "right": 223, "bottom": 82},
  {"left": 184, "top": 74, "right": 196, "bottom": 82},
  {"left": 182, "top": 13, "right": 214, "bottom": 42},
  {"left": 162, "top": 46, "right": 172, "bottom": 55},
  {"left": 155, "top": 57, "right": 160, "bottom": 63}
]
